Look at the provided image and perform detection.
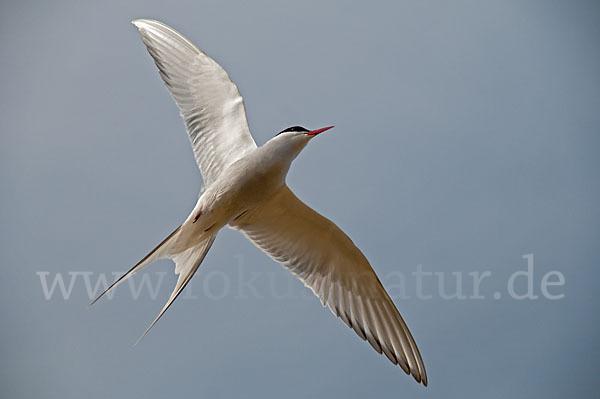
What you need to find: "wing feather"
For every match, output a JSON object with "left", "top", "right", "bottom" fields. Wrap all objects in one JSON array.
[
  {"left": 132, "top": 19, "right": 257, "bottom": 186},
  {"left": 231, "top": 186, "right": 427, "bottom": 385}
]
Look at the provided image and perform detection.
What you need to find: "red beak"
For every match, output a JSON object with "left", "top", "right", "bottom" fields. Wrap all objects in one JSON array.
[{"left": 306, "top": 126, "right": 335, "bottom": 136}]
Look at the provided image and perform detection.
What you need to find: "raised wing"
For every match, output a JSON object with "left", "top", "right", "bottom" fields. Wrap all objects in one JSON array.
[
  {"left": 230, "top": 186, "right": 428, "bottom": 385},
  {"left": 133, "top": 19, "right": 257, "bottom": 186}
]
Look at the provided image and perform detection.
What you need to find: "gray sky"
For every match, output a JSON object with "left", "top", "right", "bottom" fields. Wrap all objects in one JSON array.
[{"left": 1, "top": 0, "right": 599, "bottom": 398}]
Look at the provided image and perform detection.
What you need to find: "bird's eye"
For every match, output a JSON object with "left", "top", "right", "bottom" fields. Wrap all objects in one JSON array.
[{"left": 276, "top": 126, "right": 309, "bottom": 136}]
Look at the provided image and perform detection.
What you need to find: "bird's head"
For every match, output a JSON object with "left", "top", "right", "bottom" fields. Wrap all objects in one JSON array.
[
  {"left": 276, "top": 125, "right": 335, "bottom": 138},
  {"left": 266, "top": 125, "right": 335, "bottom": 162}
]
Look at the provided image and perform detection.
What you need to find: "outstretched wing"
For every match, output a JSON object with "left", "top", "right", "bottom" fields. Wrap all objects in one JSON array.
[
  {"left": 230, "top": 186, "right": 428, "bottom": 386},
  {"left": 133, "top": 19, "right": 257, "bottom": 186}
]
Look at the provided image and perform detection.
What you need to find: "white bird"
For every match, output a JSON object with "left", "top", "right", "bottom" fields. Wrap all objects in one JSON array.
[{"left": 93, "top": 19, "right": 427, "bottom": 386}]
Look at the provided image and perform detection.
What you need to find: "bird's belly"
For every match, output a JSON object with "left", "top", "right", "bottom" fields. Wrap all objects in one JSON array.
[
  {"left": 219, "top": 155, "right": 286, "bottom": 208},
  {"left": 179, "top": 164, "right": 284, "bottom": 249}
]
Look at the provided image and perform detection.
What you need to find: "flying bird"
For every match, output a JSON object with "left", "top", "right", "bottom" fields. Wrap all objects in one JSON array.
[{"left": 93, "top": 19, "right": 427, "bottom": 386}]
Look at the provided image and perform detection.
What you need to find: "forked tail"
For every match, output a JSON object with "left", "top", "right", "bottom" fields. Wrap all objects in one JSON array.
[{"left": 90, "top": 225, "right": 216, "bottom": 343}]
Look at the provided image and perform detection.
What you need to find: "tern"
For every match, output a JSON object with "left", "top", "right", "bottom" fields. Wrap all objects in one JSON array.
[{"left": 93, "top": 19, "right": 427, "bottom": 386}]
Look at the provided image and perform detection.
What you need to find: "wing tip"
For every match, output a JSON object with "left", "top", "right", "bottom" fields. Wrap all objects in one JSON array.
[
  {"left": 131, "top": 18, "right": 145, "bottom": 28},
  {"left": 131, "top": 18, "right": 160, "bottom": 30},
  {"left": 408, "top": 363, "right": 428, "bottom": 387}
]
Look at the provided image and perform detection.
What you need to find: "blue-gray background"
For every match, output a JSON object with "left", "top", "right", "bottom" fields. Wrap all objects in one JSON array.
[{"left": 1, "top": 0, "right": 598, "bottom": 398}]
